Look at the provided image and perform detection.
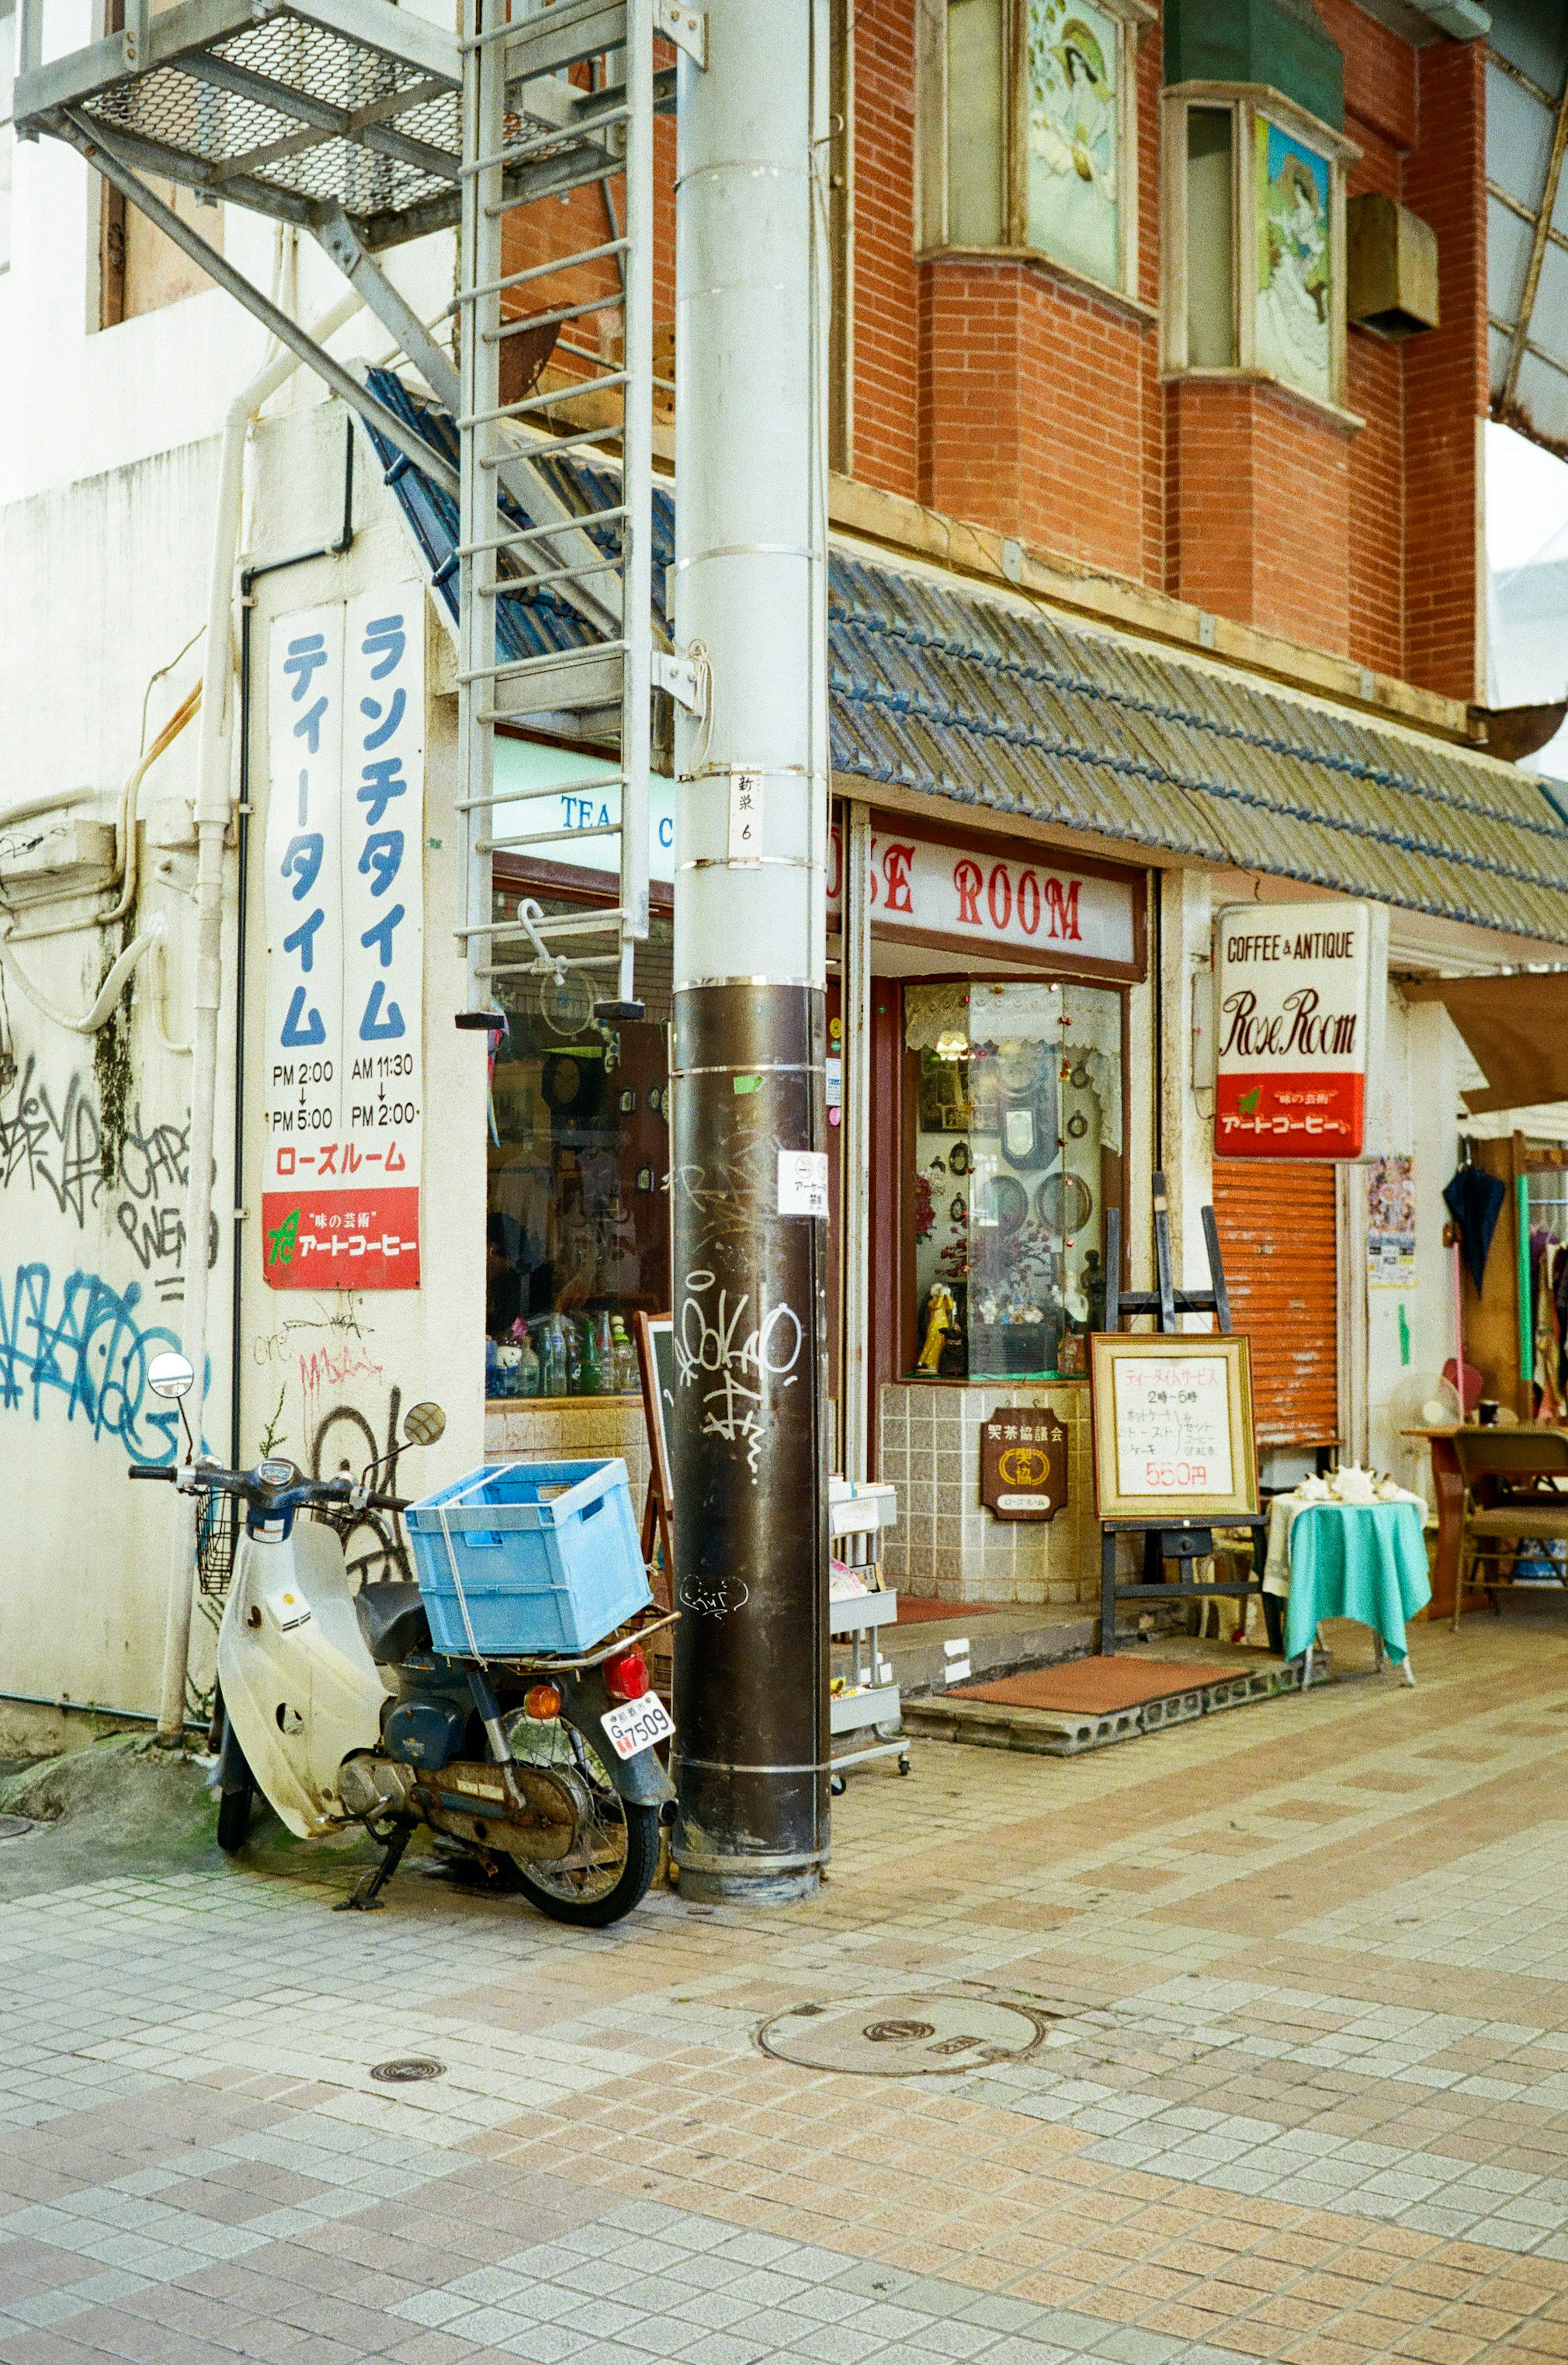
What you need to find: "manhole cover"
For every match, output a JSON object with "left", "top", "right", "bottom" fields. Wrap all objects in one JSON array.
[
  {"left": 757, "top": 1992, "right": 1052, "bottom": 2076},
  {"left": 0, "top": 1815, "right": 33, "bottom": 1840},
  {"left": 369, "top": 2058, "right": 445, "bottom": 2084}
]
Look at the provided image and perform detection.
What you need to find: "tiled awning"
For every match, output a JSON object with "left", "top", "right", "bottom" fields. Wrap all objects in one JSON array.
[{"left": 365, "top": 370, "right": 1568, "bottom": 949}]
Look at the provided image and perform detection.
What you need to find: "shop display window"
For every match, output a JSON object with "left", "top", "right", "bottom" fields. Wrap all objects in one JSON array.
[
  {"left": 485, "top": 892, "right": 672, "bottom": 1399},
  {"left": 907, "top": 978, "right": 1123, "bottom": 1381}
]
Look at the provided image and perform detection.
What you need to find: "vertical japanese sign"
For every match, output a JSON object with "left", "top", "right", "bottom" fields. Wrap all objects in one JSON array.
[
  {"left": 1213, "top": 900, "right": 1379, "bottom": 1160},
  {"left": 262, "top": 594, "right": 424, "bottom": 1289}
]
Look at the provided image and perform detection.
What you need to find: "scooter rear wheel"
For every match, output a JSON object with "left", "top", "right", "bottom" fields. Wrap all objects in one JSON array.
[{"left": 504, "top": 1800, "right": 661, "bottom": 1929}]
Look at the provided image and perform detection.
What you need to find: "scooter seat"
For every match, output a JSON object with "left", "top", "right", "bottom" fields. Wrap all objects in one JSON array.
[{"left": 355, "top": 1581, "right": 432, "bottom": 1666}]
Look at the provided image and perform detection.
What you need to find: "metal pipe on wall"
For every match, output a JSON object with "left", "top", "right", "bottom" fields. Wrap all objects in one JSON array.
[
  {"left": 841, "top": 800, "right": 873, "bottom": 1483},
  {"left": 670, "top": 0, "right": 832, "bottom": 1902},
  {"left": 156, "top": 292, "right": 362, "bottom": 1737}
]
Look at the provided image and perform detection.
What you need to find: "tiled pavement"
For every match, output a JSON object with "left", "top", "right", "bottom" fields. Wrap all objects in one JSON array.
[{"left": 7, "top": 1614, "right": 1568, "bottom": 2363}]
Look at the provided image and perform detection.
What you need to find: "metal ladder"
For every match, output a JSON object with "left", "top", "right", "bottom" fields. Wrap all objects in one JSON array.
[
  {"left": 14, "top": 0, "right": 694, "bottom": 1023},
  {"left": 458, "top": 0, "right": 655, "bottom": 1026}
]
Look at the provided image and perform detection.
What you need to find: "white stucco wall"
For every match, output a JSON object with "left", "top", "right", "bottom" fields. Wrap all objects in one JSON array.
[{"left": 0, "top": 386, "right": 482, "bottom": 1717}]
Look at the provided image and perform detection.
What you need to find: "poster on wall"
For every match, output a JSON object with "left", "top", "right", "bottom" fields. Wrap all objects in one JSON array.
[
  {"left": 1254, "top": 117, "right": 1332, "bottom": 403},
  {"left": 1025, "top": 0, "right": 1121, "bottom": 289},
  {"left": 1367, "top": 1154, "right": 1416, "bottom": 1289},
  {"left": 1213, "top": 900, "right": 1381, "bottom": 1160},
  {"left": 261, "top": 593, "right": 424, "bottom": 1290}
]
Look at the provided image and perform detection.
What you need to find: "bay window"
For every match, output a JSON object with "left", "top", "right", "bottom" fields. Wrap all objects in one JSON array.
[
  {"left": 1163, "top": 84, "right": 1355, "bottom": 413},
  {"left": 922, "top": 0, "right": 1153, "bottom": 300}
]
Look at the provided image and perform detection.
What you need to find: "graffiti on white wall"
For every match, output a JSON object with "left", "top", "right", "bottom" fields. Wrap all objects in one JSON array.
[
  {"left": 0, "top": 1056, "right": 200, "bottom": 1303},
  {"left": 0, "top": 1264, "right": 183, "bottom": 1461}
]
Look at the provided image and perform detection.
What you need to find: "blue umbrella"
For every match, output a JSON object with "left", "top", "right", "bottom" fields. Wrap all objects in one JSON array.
[{"left": 1443, "top": 1164, "right": 1506, "bottom": 1295}]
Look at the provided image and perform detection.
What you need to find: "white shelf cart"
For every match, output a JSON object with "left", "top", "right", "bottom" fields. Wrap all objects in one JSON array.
[{"left": 829, "top": 1479, "right": 907, "bottom": 1782}]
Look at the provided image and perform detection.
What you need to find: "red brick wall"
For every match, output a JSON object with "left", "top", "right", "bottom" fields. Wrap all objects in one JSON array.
[
  {"left": 1166, "top": 379, "right": 1350, "bottom": 656},
  {"left": 1403, "top": 35, "right": 1488, "bottom": 704},
  {"left": 920, "top": 257, "right": 1149, "bottom": 579},
  {"left": 850, "top": 0, "right": 922, "bottom": 499},
  {"left": 838, "top": 0, "right": 1488, "bottom": 695}
]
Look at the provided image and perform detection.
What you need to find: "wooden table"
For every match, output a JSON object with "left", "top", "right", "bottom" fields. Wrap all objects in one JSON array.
[
  {"left": 1401, "top": 1428, "right": 1462, "bottom": 1620},
  {"left": 1403, "top": 1425, "right": 1568, "bottom": 1619}
]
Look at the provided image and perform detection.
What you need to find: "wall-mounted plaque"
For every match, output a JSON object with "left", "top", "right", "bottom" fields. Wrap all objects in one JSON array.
[{"left": 981, "top": 1409, "right": 1068, "bottom": 1521}]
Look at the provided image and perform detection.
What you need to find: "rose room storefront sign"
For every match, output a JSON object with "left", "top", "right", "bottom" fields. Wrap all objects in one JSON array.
[{"left": 826, "top": 820, "right": 1140, "bottom": 976}]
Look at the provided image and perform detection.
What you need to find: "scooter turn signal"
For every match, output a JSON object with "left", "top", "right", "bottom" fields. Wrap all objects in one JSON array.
[{"left": 523, "top": 1682, "right": 563, "bottom": 1720}]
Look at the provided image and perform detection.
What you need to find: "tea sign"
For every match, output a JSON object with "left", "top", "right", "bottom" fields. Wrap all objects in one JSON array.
[{"left": 980, "top": 1410, "right": 1068, "bottom": 1521}]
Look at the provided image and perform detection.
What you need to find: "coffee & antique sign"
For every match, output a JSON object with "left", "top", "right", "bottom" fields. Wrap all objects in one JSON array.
[
  {"left": 980, "top": 1409, "right": 1068, "bottom": 1520},
  {"left": 1213, "top": 900, "right": 1383, "bottom": 1159}
]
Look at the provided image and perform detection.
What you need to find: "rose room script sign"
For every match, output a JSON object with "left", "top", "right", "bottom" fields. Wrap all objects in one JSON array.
[
  {"left": 1213, "top": 900, "right": 1381, "bottom": 1159},
  {"left": 261, "top": 595, "right": 425, "bottom": 1290}
]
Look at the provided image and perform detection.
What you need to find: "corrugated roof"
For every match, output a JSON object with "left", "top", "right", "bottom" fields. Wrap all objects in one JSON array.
[{"left": 364, "top": 370, "right": 1568, "bottom": 948}]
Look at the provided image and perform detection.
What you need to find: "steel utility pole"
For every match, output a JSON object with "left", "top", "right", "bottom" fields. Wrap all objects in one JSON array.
[{"left": 670, "top": 0, "right": 832, "bottom": 1902}]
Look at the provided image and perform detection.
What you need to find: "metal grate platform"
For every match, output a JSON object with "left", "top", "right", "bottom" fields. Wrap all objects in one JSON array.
[{"left": 15, "top": 0, "right": 663, "bottom": 250}]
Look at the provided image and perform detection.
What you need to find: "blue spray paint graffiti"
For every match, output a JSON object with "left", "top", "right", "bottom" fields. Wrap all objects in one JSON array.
[{"left": 0, "top": 1265, "right": 183, "bottom": 1463}]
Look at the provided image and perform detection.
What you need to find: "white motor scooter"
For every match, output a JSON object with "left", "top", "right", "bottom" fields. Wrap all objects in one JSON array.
[{"left": 134, "top": 1354, "right": 675, "bottom": 1925}]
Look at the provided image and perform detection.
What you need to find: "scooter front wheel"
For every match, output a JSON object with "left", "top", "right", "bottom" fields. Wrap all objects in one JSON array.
[
  {"left": 216, "top": 1780, "right": 253, "bottom": 1854},
  {"left": 214, "top": 1710, "right": 254, "bottom": 1855},
  {"left": 503, "top": 1799, "right": 661, "bottom": 1929}
]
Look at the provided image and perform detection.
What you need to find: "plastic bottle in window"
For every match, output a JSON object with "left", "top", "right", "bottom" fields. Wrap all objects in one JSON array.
[
  {"left": 512, "top": 1326, "right": 540, "bottom": 1398},
  {"left": 564, "top": 1314, "right": 586, "bottom": 1395},
  {"left": 610, "top": 1314, "right": 635, "bottom": 1394},
  {"left": 537, "top": 1314, "right": 568, "bottom": 1399}
]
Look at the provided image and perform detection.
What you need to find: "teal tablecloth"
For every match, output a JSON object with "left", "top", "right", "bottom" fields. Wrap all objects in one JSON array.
[{"left": 1284, "top": 1501, "right": 1432, "bottom": 1662}]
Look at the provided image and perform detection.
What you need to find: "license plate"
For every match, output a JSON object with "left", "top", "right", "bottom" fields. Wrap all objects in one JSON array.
[{"left": 600, "top": 1692, "right": 675, "bottom": 1762}]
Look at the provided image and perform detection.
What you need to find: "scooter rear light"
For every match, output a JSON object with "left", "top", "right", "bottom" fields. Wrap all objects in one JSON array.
[
  {"left": 603, "top": 1647, "right": 650, "bottom": 1704},
  {"left": 524, "top": 1683, "right": 563, "bottom": 1721}
]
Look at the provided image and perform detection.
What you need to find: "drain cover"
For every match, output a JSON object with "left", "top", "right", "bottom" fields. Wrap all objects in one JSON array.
[
  {"left": 369, "top": 2057, "right": 445, "bottom": 2084},
  {"left": 758, "top": 1992, "right": 1051, "bottom": 2076},
  {"left": 0, "top": 1815, "right": 34, "bottom": 1840}
]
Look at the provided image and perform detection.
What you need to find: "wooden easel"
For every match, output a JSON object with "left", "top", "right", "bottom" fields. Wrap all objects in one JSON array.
[
  {"left": 633, "top": 1311, "right": 675, "bottom": 1612},
  {"left": 1098, "top": 1172, "right": 1270, "bottom": 1655}
]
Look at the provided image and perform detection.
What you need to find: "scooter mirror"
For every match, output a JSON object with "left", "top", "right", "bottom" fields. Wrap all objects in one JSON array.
[
  {"left": 402, "top": 1401, "right": 446, "bottom": 1448},
  {"left": 147, "top": 1352, "right": 196, "bottom": 1401}
]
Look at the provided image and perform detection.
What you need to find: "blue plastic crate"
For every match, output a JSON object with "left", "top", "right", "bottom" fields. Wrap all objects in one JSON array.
[{"left": 406, "top": 1459, "right": 650, "bottom": 1657}]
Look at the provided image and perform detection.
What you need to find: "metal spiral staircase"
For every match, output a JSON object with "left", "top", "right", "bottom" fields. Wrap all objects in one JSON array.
[{"left": 15, "top": 0, "right": 704, "bottom": 1016}]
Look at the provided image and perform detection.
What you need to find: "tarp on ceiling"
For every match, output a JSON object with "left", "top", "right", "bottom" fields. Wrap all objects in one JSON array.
[
  {"left": 1488, "top": 0, "right": 1568, "bottom": 453},
  {"left": 1404, "top": 969, "right": 1568, "bottom": 1110}
]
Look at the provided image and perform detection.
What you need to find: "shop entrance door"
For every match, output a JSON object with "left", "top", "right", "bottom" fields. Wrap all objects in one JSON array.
[{"left": 1211, "top": 1161, "right": 1339, "bottom": 1452}]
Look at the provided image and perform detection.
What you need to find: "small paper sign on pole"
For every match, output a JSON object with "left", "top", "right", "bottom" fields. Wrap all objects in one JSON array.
[
  {"left": 728, "top": 767, "right": 763, "bottom": 859},
  {"left": 777, "top": 1150, "right": 829, "bottom": 1218}
]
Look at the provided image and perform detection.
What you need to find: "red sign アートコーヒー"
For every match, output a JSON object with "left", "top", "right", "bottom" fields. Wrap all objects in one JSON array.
[{"left": 1213, "top": 902, "right": 1382, "bottom": 1160}]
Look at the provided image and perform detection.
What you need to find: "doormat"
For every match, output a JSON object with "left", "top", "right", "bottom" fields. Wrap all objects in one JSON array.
[
  {"left": 958, "top": 1659, "right": 1237, "bottom": 1713},
  {"left": 904, "top": 1654, "right": 1306, "bottom": 1756},
  {"left": 894, "top": 1598, "right": 1002, "bottom": 1623}
]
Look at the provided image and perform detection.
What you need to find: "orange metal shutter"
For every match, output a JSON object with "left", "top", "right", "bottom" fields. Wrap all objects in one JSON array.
[{"left": 1211, "top": 1162, "right": 1339, "bottom": 1448}]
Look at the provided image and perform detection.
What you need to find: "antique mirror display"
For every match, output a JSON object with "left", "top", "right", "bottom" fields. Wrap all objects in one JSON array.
[{"left": 908, "top": 978, "right": 1123, "bottom": 1381}]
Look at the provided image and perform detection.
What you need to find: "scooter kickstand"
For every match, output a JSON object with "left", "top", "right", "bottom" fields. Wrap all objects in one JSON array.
[{"left": 336, "top": 1819, "right": 414, "bottom": 1912}]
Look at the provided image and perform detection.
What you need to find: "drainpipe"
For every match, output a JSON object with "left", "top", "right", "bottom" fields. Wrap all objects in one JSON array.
[
  {"left": 156, "top": 290, "right": 361, "bottom": 1738},
  {"left": 669, "top": 0, "right": 832, "bottom": 1900}
]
